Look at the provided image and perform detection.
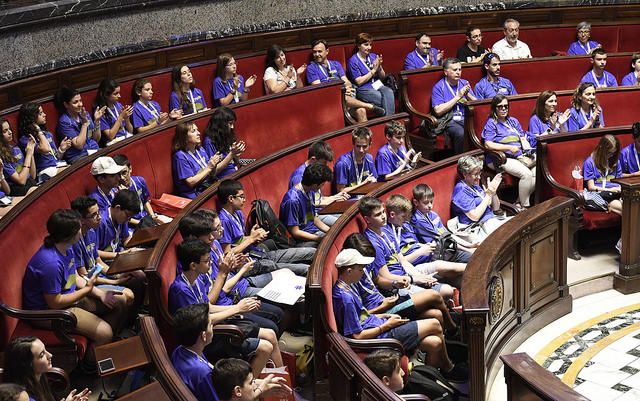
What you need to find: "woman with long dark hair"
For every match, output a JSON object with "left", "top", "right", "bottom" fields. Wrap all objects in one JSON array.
[
  {"left": 54, "top": 86, "right": 102, "bottom": 163},
  {"left": 93, "top": 79, "right": 133, "bottom": 145},
  {"left": 169, "top": 65, "right": 208, "bottom": 115},
  {"left": 263, "top": 44, "right": 305, "bottom": 95},
  {"left": 213, "top": 53, "right": 257, "bottom": 107},
  {"left": 1, "top": 117, "right": 36, "bottom": 195},
  {"left": 528, "top": 90, "right": 571, "bottom": 136},
  {"left": 202, "top": 107, "right": 245, "bottom": 179}
]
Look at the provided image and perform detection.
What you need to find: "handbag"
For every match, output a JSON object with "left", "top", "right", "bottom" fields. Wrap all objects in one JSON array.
[
  {"left": 447, "top": 216, "right": 483, "bottom": 244},
  {"left": 516, "top": 154, "right": 536, "bottom": 168}
]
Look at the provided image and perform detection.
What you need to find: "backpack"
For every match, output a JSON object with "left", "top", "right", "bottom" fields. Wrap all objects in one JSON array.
[
  {"left": 402, "top": 365, "right": 458, "bottom": 401},
  {"left": 409, "top": 222, "right": 458, "bottom": 262},
  {"left": 246, "top": 199, "right": 296, "bottom": 249}
]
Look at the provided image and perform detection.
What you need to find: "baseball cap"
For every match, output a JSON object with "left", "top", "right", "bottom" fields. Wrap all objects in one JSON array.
[
  {"left": 335, "top": 248, "right": 374, "bottom": 268},
  {"left": 91, "top": 156, "right": 125, "bottom": 176}
]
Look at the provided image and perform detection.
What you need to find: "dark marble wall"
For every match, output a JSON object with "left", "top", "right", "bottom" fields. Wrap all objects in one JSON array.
[{"left": 0, "top": 0, "right": 637, "bottom": 83}]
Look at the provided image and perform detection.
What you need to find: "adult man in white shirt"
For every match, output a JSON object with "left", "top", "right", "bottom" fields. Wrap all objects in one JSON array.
[{"left": 492, "top": 19, "right": 532, "bottom": 60}]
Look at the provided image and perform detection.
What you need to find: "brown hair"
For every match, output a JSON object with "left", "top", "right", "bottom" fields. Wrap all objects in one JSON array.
[
  {"left": 172, "top": 121, "right": 197, "bottom": 152},
  {"left": 571, "top": 82, "right": 600, "bottom": 111},
  {"left": 0, "top": 117, "right": 17, "bottom": 163},
  {"left": 532, "top": 90, "right": 558, "bottom": 121},
  {"left": 354, "top": 33, "right": 373, "bottom": 52},
  {"left": 591, "top": 134, "right": 620, "bottom": 174},
  {"left": 215, "top": 53, "right": 234, "bottom": 79},
  {"left": 132, "top": 78, "right": 151, "bottom": 102}
]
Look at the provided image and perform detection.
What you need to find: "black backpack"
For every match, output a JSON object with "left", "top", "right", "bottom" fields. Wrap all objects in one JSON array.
[
  {"left": 409, "top": 222, "right": 458, "bottom": 262},
  {"left": 402, "top": 365, "right": 458, "bottom": 401},
  {"left": 246, "top": 199, "right": 296, "bottom": 249}
]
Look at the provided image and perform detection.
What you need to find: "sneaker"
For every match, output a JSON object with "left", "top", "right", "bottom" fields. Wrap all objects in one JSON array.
[
  {"left": 616, "top": 238, "right": 622, "bottom": 254},
  {"left": 442, "top": 362, "right": 469, "bottom": 382},
  {"left": 371, "top": 105, "right": 386, "bottom": 117}
]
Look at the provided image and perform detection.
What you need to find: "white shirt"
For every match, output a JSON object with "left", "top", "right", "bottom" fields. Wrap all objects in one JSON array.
[
  {"left": 491, "top": 38, "right": 532, "bottom": 60},
  {"left": 263, "top": 66, "right": 297, "bottom": 94}
]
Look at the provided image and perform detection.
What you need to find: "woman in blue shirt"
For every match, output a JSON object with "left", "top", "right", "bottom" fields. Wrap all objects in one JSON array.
[
  {"left": 583, "top": 134, "right": 623, "bottom": 215},
  {"left": 1, "top": 118, "right": 36, "bottom": 195},
  {"left": 528, "top": 91, "right": 571, "bottom": 136},
  {"left": 567, "top": 22, "right": 601, "bottom": 55},
  {"left": 170, "top": 65, "right": 208, "bottom": 115},
  {"left": 3, "top": 337, "right": 91, "bottom": 401},
  {"left": 54, "top": 87, "right": 103, "bottom": 163},
  {"left": 482, "top": 94, "right": 536, "bottom": 208},
  {"left": 202, "top": 107, "right": 245, "bottom": 179},
  {"left": 18, "top": 102, "right": 71, "bottom": 182},
  {"left": 566, "top": 82, "right": 604, "bottom": 132},
  {"left": 93, "top": 79, "right": 133, "bottom": 146},
  {"left": 131, "top": 78, "right": 182, "bottom": 134},
  {"left": 213, "top": 53, "right": 257, "bottom": 107},
  {"left": 621, "top": 53, "right": 640, "bottom": 87}
]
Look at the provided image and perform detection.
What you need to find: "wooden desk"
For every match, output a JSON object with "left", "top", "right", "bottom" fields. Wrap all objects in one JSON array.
[
  {"left": 613, "top": 176, "right": 640, "bottom": 293},
  {"left": 108, "top": 249, "right": 154, "bottom": 275},
  {"left": 94, "top": 336, "right": 149, "bottom": 377},
  {"left": 126, "top": 223, "right": 169, "bottom": 248},
  {"left": 116, "top": 381, "right": 171, "bottom": 401},
  {"left": 348, "top": 181, "right": 384, "bottom": 195},
  {"left": 318, "top": 200, "right": 356, "bottom": 215}
]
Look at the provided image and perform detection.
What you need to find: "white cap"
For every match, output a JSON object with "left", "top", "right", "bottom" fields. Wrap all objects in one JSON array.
[
  {"left": 91, "top": 156, "right": 125, "bottom": 176},
  {"left": 335, "top": 248, "right": 375, "bottom": 268}
]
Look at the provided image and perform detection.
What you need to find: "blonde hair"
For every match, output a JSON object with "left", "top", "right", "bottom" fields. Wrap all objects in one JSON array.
[{"left": 386, "top": 194, "right": 412, "bottom": 214}]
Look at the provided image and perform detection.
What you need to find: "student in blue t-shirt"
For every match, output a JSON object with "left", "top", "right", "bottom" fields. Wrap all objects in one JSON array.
[
  {"left": 170, "top": 240, "right": 284, "bottom": 377},
  {"left": 403, "top": 33, "right": 443, "bottom": 70},
  {"left": 621, "top": 53, "right": 640, "bottom": 87},
  {"left": 217, "top": 179, "right": 315, "bottom": 275},
  {"left": 308, "top": 39, "right": 385, "bottom": 122},
  {"left": 202, "top": 108, "right": 245, "bottom": 179},
  {"left": 54, "top": 86, "right": 103, "bottom": 163},
  {"left": 474, "top": 53, "right": 518, "bottom": 99},
  {"left": 567, "top": 22, "right": 601, "bottom": 55},
  {"left": 566, "top": 82, "right": 604, "bottom": 132},
  {"left": 94, "top": 79, "right": 133, "bottom": 146},
  {"left": 346, "top": 33, "right": 395, "bottom": 116},
  {"left": 172, "top": 121, "right": 222, "bottom": 199},
  {"left": 22, "top": 209, "right": 127, "bottom": 346},
  {"left": 528, "top": 91, "right": 571, "bottom": 136},
  {"left": 95, "top": 189, "right": 141, "bottom": 262},
  {"left": 375, "top": 121, "right": 421, "bottom": 181},
  {"left": 331, "top": 247, "right": 467, "bottom": 381},
  {"left": 17, "top": 102, "right": 71, "bottom": 182},
  {"left": 583, "top": 134, "right": 623, "bottom": 215},
  {"left": 170, "top": 65, "right": 208, "bottom": 115},
  {"left": 280, "top": 163, "right": 333, "bottom": 244},
  {"left": 334, "top": 127, "right": 378, "bottom": 193},
  {"left": 88, "top": 156, "right": 124, "bottom": 212},
  {"left": 213, "top": 53, "right": 257, "bottom": 107},
  {"left": 620, "top": 122, "right": 640, "bottom": 177},
  {"left": 580, "top": 48, "right": 618, "bottom": 88},
  {"left": 131, "top": 78, "right": 182, "bottom": 135},
  {"left": 212, "top": 358, "right": 293, "bottom": 401},
  {"left": 0, "top": 118, "right": 36, "bottom": 196}
]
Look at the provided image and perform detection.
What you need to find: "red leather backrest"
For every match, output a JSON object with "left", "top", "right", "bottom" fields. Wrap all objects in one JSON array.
[
  {"left": 618, "top": 26, "right": 640, "bottom": 52},
  {"left": 156, "top": 234, "right": 183, "bottom": 311},
  {"left": 61, "top": 163, "right": 97, "bottom": 203},
  {"left": 235, "top": 55, "right": 268, "bottom": 98},
  {"left": 147, "top": 128, "right": 178, "bottom": 197},
  {"left": 189, "top": 63, "right": 217, "bottom": 108},
  {"left": 598, "top": 90, "right": 640, "bottom": 126}
]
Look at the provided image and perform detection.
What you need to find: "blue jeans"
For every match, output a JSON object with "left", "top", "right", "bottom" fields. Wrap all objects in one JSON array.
[
  {"left": 356, "top": 86, "right": 395, "bottom": 116},
  {"left": 445, "top": 120, "right": 465, "bottom": 154}
]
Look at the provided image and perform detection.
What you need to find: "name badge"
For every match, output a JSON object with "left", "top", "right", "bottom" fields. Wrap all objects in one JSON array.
[
  {"left": 371, "top": 80, "right": 384, "bottom": 90},
  {"left": 499, "top": 87, "right": 508, "bottom": 94},
  {"left": 452, "top": 111, "right": 463, "bottom": 121},
  {"left": 87, "top": 149, "right": 98, "bottom": 155}
]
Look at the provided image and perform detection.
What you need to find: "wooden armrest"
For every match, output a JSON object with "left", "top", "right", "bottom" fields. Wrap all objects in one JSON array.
[
  {"left": 401, "top": 395, "right": 431, "bottom": 401},
  {"left": 343, "top": 337, "right": 405, "bottom": 354},
  {"left": 47, "top": 367, "right": 71, "bottom": 398},
  {"left": 0, "top": 303, "right": 78, "bottom": 346},
  {"left": 488, "top": 150, "right": 508, "bottom": 167},
  {"left": 213, "top": 323, "right": 247, "bottom": 346}
]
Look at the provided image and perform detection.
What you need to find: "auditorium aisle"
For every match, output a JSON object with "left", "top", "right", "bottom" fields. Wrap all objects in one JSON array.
[{"left": 489, "top": 247, "right": 640, "bottom": 400}]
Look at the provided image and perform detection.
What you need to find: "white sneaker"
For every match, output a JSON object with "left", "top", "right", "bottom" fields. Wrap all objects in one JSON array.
[{"left": 616, "top": 238, "right": 622, "bottom": 254}]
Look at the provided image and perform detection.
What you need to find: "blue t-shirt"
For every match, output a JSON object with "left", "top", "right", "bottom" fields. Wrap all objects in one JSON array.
[
  {"left": 288, "top": 162, "right": 307, "bottom": 189},
  {"left": 99, "top": 102, "right": 130, "bottom": 142},
  {"left": 279, "top": 186, "right": 320, "bottom": 234},
  {"left": 202, "top": 136, "right": 237, "bottom": 179},
  {"left": 209, "top": 241, "right": 248, "bottom": 304},
  {"left": 22, "top": 245, "right": 77, "bottom": 310},
  {"left": 528, "top": 113, "right": 567, "bottom": 136},
  {"left": 89, "top": 187, "right": 116, "bottom": 212},
  {"left": 2, "top": 145, "right": 25, "bottom": 181},
  {"left": 219, "top": 208, "right": 246, "bottom": 248},
  {"left": 580, "top": 70, "right": 618, "bottom": 88},
  {"left": 168, "top": 273, "right": 211, "bottom": 315},
  {"left": 172, "top": 148, "right": 209, "bottom": 199},
  {"left": 474, "top": 76, "right": 518, "bottom": 99},
  {"left": 451, "top": 180, "right": 495, "bottom": 225},
  {"left": 347, "top": 53, "right": 380, "bottom": 90},
  {"left": 169, "top": 88, "right": 207, "bottom": 115},
  {"left": 620, "top": 143, "right": 640, "bottom": 174},
  {"left": 583, "top": 155, "right": 622, "bottom": 190},
  {"left": 96, "top": 208, "right": 130, "bottom": 252},
  {"left": 621, "top": 72, "right": 639, "bottom": 87},
  {"left": 171, "top": 345, "right": 219, "bottom": 401},
  {"left": 404, "top": 48, "right": 440, "bottom": 70},
  {"left": 376, "top": 143, "right": 409, "bottom": 178},
  {"left": 56, "top": 112, "right": 99, "bottom": 163},
  {"left": 332, "top": 283, "right": 388, "bottom": 338},
  {"left": 482, "top": 117, "right": 534, "bottom": 165},
  {"left": 566, "top": 107, "right": 605, "bottom": 132},
  {"left": 567, "top": 41, "right": 600, "bottom": 56},
  {"left": 124, "top": 176, "right": 150, "bottom": 220},
  {"left": 334, "top": 151, "right": 378, "bottom": 188},
  {"left": 72, "top": 229, "right": 99, "bottom": 271},
  {"left": 363, "top": 227, "right": 403, "bottom": 276},
  {"left": 410, "top": 210, "right": 447, "bottom": 243},
  {"left": 19, "top": 131, "right": 57, "bottom": 173},
  {"left": 213, "top": 76, "right": 245, "bottom": 107},
  {"left": 431, "top": 77, "right": 476, "bottom": 120},
  {"left": 352, "top": 264, "right": 385, "bottom": 311},
  {"left": 306, "top": 60, "right": 346, "bottom": 84},
  {"left": 399, "top": 222, "right": 432, "bottom": 264},
  {"left": 132, "top": 100, "right": 162, "bottom": 130}
]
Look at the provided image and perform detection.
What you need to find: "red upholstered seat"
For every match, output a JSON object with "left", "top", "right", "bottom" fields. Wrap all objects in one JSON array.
[
  {"left": 581, "top": 209, "right": 621, "bottom": 231},
  {"left": 11, "top": 321, "right": 88, "bottom": 359}
]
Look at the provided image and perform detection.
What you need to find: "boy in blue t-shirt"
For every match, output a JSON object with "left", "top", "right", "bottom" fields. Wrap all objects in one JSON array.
[
  {"left": 88, "top": 156, "right": 124, "bottom": 212},
  {"left": 375, "top": 121, "right": 421, "bottom": 181},
  {"left": 334, "top": 127, "right": 378, "bottom": 193},
  {"left": 212, "top": 358, "right": 292, "bottom": 401},
  {"left": 95, "top": 189, "right": 141, "bottom": 261},
  {"left": 280, "top": 163, "right": 333, "bottom": 244}
]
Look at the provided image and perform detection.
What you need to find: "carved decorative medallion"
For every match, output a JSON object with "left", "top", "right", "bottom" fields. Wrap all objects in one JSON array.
[{"left": 488, "top": 274, "right": 504, "bottom": 324}]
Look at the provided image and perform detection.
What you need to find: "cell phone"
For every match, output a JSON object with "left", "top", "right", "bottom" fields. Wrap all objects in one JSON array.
[
  {"left": 98, "top": 357, "right": 115, "bottom": 374},
  {"left": 87, "top": 265, "right": 103, "bottom": 280}
]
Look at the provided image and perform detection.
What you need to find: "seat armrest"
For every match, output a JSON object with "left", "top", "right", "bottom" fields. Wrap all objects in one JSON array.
[
  {"left": 0, "top": 303, "right": 78, "bottom": 346},
  {"left": 343, "top": 337, "right": 405, "bottom": 354}
]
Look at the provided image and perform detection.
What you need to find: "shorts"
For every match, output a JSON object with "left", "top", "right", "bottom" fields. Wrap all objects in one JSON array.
[
  {"left": 415, "top": 262, "right": 438, "bottom": 275},
  {"left": 203, "top": 317, "right": 261, "bottom": 361},
  {"left": 387, "top": 320, "right": 420, "bottom": 352},
  {"left": 386, "top": 294, "right": 419, "bottom": 320}
]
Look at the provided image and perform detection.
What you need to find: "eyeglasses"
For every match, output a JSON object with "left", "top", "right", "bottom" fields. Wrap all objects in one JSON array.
[
  {"left": 496, "top": 104, "right": 509, "bottom": 110},
  {"left": 233, "top": 194, "right": 246, "bottom": 200},
  {"left": 200, "top": 258, "right": 212, "bottom": 265},
  {"left": 212, "top": 225, "right": 223, "bottom": 232}
]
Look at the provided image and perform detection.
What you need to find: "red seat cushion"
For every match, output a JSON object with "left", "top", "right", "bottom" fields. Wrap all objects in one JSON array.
[
  {"left": 12, "top": 320, "right": 88, "bottom": 359},
  {"left": 581, "top": 208, "right": 621, "bottom": 231}
]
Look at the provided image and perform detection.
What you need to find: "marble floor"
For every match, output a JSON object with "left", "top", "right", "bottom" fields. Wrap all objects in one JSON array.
[{"left": 487, "top": 248, "right": 640, "bottom": 401}]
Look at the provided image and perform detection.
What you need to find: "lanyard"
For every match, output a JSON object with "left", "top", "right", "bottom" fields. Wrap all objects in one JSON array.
[
  {"left": 108, "top": 209, "right": 121, "bottom": 251},
  {"left": 591, "top": 70, "right": 607, "bottom": 88},
  {"left": 357, "top": 54, "right": 377, "bottom": 82},
  {"left": 65, "top": 113, "right": 83, "bottom": 131},
  {"left": 351, "top": 152, "right": 367, "bottom": 184},
  {"left": 181, "top": 346, "right": 214, "bottom": 370},
  {"left": 337, "top": 279, "right": 368, "bottom": 315},
  {"left": 388, "top": 146, "right": 412, "bottom": 171},
  {"left": 79, "top": 235, "right": 96, "bottom": 270},
  {"left": 97, "top": 187, "right": 112, "bottom": 208},
  {"left": 226, "top": 80, "right": 240, "bottom": 103},
  {"left": 580, "top": 42, "right": 592, "bottom": 54},
  {"left": 443, "top": 80, "right": 462, "bottom": 113},
  {"left": 106, "top": 104, "right": 127, "bottom": 136},
  {"left": 299, "top": 188, "right": 318, "bottom": 216},
  {"left": 189, "top": 149, "right": 207, "bottom": 170},
  {"left": 467, "top": 183, "right": 486, "bottom": 199},
  {"left": 316, "top": 61, "right": 333, "bottom": 79},
  {"left": 129, "top": 178, "right": 144, "bottom": 213},
  {"left": 187, "top": 90, "right": 197, "bottom": 113},
  {"left": 222, "top": 208, "right": 244, "bottom": 234},
  {"left": 391, "top": 226, "right": 402, "bottom": 249},
  {"left": 181, "top": 273, "right": 204, "bottom": 303},
  {"left": 601, "top": 168, "right": 609, "bottom": 189},
  {"left": 415, "top": 49, "right": 431, "bottom": 66},
  {"left": 137, "top": 100, "right": 160, "bottom": 120},
  {"left": 489, "top": 77, "right": 505, "bottom": 94},
  {"left": 579, "top": 108, "right": 595, "bottom": 127},
  {"left": 367, "top": 228, "right": 397, "bottom": 254},
  {"left": 415, "top": 210, "right": 436, "bottom": 232}
]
